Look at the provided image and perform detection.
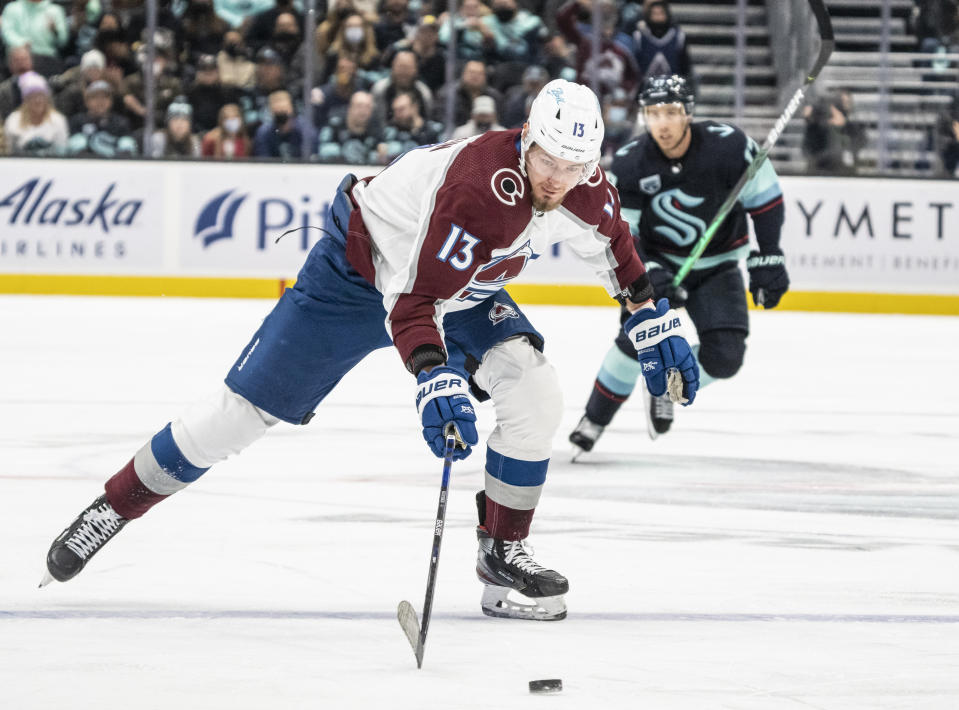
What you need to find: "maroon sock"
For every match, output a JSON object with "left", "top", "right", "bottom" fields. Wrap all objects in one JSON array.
[
  {"left": 486, "top": 497, "right": 535, "bottom": 541},
  {"left": 104, "top": 458, "right": 169, "bottom": 520}
]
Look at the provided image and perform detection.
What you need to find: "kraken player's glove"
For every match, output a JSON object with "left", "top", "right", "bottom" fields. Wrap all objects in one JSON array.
[
  {"left": 415, "top": 366, "right": 479, "bottom": 460},
  {"left": 623, "top": 298, "right": 699, "bottom": 405},
  {"left": 647, "top": 267, "right": 689, "bottom": 309},
  {"left": 746, "top": 249, "right": 790, "bottom": 309}
]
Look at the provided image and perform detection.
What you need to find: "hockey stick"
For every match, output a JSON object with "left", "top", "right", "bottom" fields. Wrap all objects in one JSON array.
[
  {"left": 671, "top": 0, "right": 834, "bottom": 288},
  {"left": 397, "top": 429, "right": 458, "bottom": 668}
]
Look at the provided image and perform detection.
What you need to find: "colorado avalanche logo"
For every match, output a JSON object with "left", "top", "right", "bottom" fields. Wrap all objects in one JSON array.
[
  {"left": 491, "top": 168, "right": 525, "bottom": 206},
  {"left": 457, "top": 241, "right": 536, "bottom": 302},
  {"left": 489, "top": 302, "right": 520, "bottom": 325},
  {"left": 585, "top": 165, "right": 603, "bottom": 187}
]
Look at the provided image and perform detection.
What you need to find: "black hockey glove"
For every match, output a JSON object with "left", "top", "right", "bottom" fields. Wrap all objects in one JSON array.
[
  {"left": 746, "top": 250, "right": 789, "bottom": 309},
  {"left": 647, "top": 267, "right": 688, "bottom": 309}
]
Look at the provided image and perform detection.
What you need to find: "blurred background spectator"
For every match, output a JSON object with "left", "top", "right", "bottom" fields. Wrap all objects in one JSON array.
[
  {"left": 627, "top": 1, "right": 693, "bottom": 85},
  {"left": 438, "top": 0, "right": 496, "bottom": 63},
  {"left": 0, "top": 45, "right": 34, "bottom": 120},
  {"left": 315, "top": 89, "right": 385, "bottom": 164},
  {"left": 187, "top": 53, "right": 243, "bottom": 132},
  {"left": 802, "top": 89, "right": 866, "bottom": 176},
  {"left": 936, "top": 89, "right": 959, "bottom": 176},
  {"left": 149, "top": 97, "right": 201, "bottom": 157},
  {"left": 381, "top": 87, "right": 444, "bottom": 162},
  {"left": 201, "top": 101, "right": 251, "bottom": 158},
  {"left": 253, "top": 88, "right": 310, "bottom": 158},
  {"left": 3, "top": 70, "right": 67, "bottom": 155},
  {"left": 370, "top": 49, "right": 432, "bottom": 126},
  {"left": 500, "top": 64, "right": 548, "bottom": 128},
  {"left": 432, "top": 59, "right": 502, "bottom": 128},
  {"left": 66, "top": 78, "right": 137, "bottom": 157},
  {"left": 1, "top": 0, "right": 69, "bottom": 76},
  {"left": 450, "top": 93, "right": 503, "bottom": 139}
]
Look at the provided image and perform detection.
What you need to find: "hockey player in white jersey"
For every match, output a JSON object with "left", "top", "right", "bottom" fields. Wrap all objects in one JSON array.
[{"left": 42, "top": 80, "right": 699, "bottom": 621}]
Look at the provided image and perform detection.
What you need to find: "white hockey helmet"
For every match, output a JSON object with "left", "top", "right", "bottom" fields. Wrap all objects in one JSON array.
[{"left": 521, "top": 79, "right": 604, "bottom": 185}]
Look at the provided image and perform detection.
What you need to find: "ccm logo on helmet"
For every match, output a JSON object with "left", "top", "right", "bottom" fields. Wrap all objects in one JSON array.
[{"left": 633, "top": 317, "right": 681, "bottom": 344}]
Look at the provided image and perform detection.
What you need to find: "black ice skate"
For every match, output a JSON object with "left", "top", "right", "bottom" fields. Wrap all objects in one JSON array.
[
  {"left": 474, "top": 491, "right": 568, "bottom": 621},
  {"left": 642, "top": 385, "right": 673, "bottom": 440},
  {"left": 569, "top": 414, "right": 605, "bottom": 461},
  {"left": 41, "top": 495, "right": 128, "bottom": 586}
]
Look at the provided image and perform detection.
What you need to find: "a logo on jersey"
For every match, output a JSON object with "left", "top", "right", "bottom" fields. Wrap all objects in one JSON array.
[
  {"left": 585, "top": 165, "right": 603, "bottom": 187},
  {"left": 491, "top": 168, "right": 526, "bottom": 206},
  {"left": 489, "top": 302, "right": 520, "bottom": 325},
  {"left": 640, "top": 175, "right": 662, "bottom": 195},
  {"left": 707, "top": 124, "right": 735, "bottom": 139},
  {"left": 650, "top": 188, "right": 707, "bottom": 247},
  {"left": 457, "top": 241, "right": 535, "bottom": 303},
  {"left": 195, "top": 189, "right": 248, "bottom": 247}
]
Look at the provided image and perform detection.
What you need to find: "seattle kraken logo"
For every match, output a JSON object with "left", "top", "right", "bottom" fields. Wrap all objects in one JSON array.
[
  {"left": 194, "top": 189, "right": 248, "bottom": 247},
  {"left": 650, "top": 188, "right": 707, "bottom": 247}
]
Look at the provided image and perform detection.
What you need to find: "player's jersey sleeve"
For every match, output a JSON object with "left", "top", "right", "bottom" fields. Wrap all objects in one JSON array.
[
  {"left": 609, "top": 139, "right": 644, "bottom": 238},
  {"left": 737, "top": 130, "right": 784, "bottom": 213},
  {"left": 560, "top": 168, "right": 648, "bottom": 300},
  {"left": 383, "top": 179, "right": 492, "bottom": 366}
]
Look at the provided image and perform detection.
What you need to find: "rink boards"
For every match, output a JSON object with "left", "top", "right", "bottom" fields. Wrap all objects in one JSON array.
[{"left": 0, "top": 158, "right": 957, "bottom": 314}]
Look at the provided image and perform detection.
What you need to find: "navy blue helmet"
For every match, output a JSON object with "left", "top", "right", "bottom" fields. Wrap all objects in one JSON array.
[{"left": 638, "top": 74, "right": 694, "bottom": 116}]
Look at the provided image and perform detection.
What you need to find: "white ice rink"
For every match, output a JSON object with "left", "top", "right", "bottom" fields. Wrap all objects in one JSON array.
[{"left": 1, "top": 295, "right": 957, "bottom": 710}]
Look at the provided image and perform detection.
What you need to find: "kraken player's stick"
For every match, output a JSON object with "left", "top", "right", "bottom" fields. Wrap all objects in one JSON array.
[
  {"left": 671, "top": 0, "right": 834, "bottom": 288},
  {"left": 397, "top": 428, "right": 459, "bottom": 668}
]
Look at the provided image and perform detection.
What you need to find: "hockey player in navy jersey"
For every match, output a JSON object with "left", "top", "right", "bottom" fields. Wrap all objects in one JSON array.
[
  {"left": 42, "top": 79, "right": 699, "bottom": 621},
  {"left": 569, "top": 74, "right": 788, "bottom": 454}
]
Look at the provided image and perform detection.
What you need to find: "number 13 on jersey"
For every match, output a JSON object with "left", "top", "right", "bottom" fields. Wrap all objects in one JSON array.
[{"left": 436, "top": 224, "right": 481, "bottom": 271}]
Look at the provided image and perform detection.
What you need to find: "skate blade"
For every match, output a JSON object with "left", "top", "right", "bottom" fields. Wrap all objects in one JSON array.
[
  {"left": 480, "top": 585, "right": 566, "bottom": 621},
  {"left": 38, "top": 570, "right": 55, "bottom": 588},
  {"left": 570, "top": 445, "right": 588, "bottom": 463},
  {"left": 641, "top": 386, "right": 660, "bottom": 441}
]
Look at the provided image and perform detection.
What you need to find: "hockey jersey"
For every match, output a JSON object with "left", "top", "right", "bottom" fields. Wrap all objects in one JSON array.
[
  {"left": 611, "top": 120, "right": 784, "bottom": 271},
  {"left": 346, "top": 129, "right": 646, "bottom": 366}
]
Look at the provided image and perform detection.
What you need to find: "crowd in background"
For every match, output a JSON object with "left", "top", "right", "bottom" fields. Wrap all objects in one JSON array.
[{"left": 0, "top": 0, "right": 693, "bottom": 164}]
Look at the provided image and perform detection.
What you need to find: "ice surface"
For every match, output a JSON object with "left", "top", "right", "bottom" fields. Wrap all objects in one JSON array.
[{"left": 1, "top": 296, "right": 957, "bottom": 709}]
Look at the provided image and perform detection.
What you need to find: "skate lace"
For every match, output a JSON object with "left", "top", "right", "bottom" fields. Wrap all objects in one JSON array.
[
  {"left": 502, "top": 540, "right": 546, "bottom": 575},
  {"left": 652, "top": 395, "right": 674, "bottom": 420},
  {"left": 64, "top": 504, "right": 123, "bottom": 559}
]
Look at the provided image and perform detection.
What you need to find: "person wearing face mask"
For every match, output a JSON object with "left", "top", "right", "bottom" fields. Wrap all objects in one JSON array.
[
  {"left": 181, "top": 0, "right": 231, "bottom": 64},
  {"left": 217, "top": 30, "right": 256, "bottom": 89},
  {"left": 120, "top": 36, "right": 184, "bottom": 130},
  {"left": 253, "top": 88, "right": 310, "bottom": 158},
  {"left": 323, "top": 11, "right": 380, "bottom": 82},
  {"left": 373, "top": 0, "right": 415, "bottom": 53},
  {"left": 245, "top": 0, "right": 304, "bottom": 55},
  {"left": 450, "top": 94, "right": 504, "bottom": 139},
  {"left": 630, "top": 0, "right": 694, "bottom": 85},
  {"left": 267, "top": 11, "right": 302, "bottom": 66},
  {"left": 482, "top": 0, "right": 549, "bottom": 75},
  {"left": 188, "top": 53, "right": 243, "bottom": 132},
  {"left": 201, "top": 102, "right": 251, "bottom": 158},
  {"left": 599, "top": 88, "right": 637, "bottom": 167}
]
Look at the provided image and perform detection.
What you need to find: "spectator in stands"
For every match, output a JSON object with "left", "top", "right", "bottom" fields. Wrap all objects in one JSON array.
[
  {"left": 381, "top": 88, "right": 444, "bottom": 162},
  {"left": 315, "top": 89, "right": 386, "bottom": 164},
  {"left": 312, "top": 54, "right": 370, "bottom": 127},
  {"left": 149, "top": 98, "right": 202, "bottom": 158},
  {"left": 438, "top": 0, "right": 497, "bottom": 63},
  {"left": 64, "top": 0, "right": 104, "bottom": 63},
  {"left": 324, "top": 11, "right": 381, "bottom": 83},
  {"left": 0, "top": 45, "right": 33, "bottom": 120},
  {"left": 556, "top": 0, "right": 640, "bottom": 102},
  {"left": 431, "top": 59, "right": 503, "bottom": 128},
  {"left": 201, "top": 102, "right": 251, "bottom": 158},
  {"left": 914, "top": 0, "right": 959, "bottom": 53},
  {"left": 245, "top": 0, "right": 304, "bottom": 55},
  {"left": 371, "top": 49, "right": 433, "bottom": 125},
  {"left": 3, "top": 71, "right": 67, "bottom": 155},
  {"left": 121, "top": 32, "right": 183, "bottom": 130},
  {"left": 802, "top": 89, "right": 866, "bottom": 176},
  {"left": 240, "top": 46, "right": 290, "bottom": 134},
  {"left": 94, "top": 14, "right": 137, "bottom": 78},
  {"left": 188, "top": 53, "right": 242, "bottom": 132},
  {"left": 450, "top": 93, "right": 503, "bottom": 139},
  {"left": 253, "top": 88, "right": 310, "bottom": 158},
  {"left": 383, "top": 15, "right": 445, "bottom": 92},
  {"left": 500, "top": 63, "right": 548, "bottom": 128},
  {"left": 214, "top": 0, "right": 276, "bottom": 30},
  {"left": 181, "top": 0, "right": 231, "bottom": 65},
  {"left": 483, "top": 0, "right": 549, "bottom": 89},
  {"left": 629, "top": 1, "right": 693, "bottom": 83},
  {"left": 600, "top": 86, "right": 637, "bottom": 167},
  {"left": 374, "top": 0, "right": 416, "bottom": 52},
  {"left": 53, "top": 48, "right": 106, "bottom": 118},
  {"left": 0, "top": 0, "right": 69, "bottom": 76},
  {"left": 217, "top": 30, "right": 256, "bottom": 89},
  {"left": 936, "top": 90, "right": 959, "bottom": 176},
  {"left": 266, "top": 11, "right": 302, "bottom": 67},
  {"left": 66, "top": 78, "right": 138, "bottom": 157},
  {"left": 317, "top": 0, "right": 358, "bottom": 60}
]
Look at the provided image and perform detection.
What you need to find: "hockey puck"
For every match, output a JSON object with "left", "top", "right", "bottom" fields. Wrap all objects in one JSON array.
[{"left": 528, "top": 679, "right": 562, "bottom": 694}]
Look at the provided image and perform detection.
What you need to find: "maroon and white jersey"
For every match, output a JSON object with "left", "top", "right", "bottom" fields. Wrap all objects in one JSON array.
[{"left": 348, "top": 128, "right": 646, "bottom": 365}]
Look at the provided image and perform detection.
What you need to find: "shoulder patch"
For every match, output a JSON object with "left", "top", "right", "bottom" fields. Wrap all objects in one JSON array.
[{"left": 639, "top": 174, "right": 661, "bottom": 195}]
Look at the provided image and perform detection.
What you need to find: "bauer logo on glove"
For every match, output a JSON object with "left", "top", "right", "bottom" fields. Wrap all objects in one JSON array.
[{"left": 623, "top": 299, "right": 700, "bottom": 406}]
